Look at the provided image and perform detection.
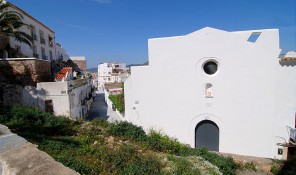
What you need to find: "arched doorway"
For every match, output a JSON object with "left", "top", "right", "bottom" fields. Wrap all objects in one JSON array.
[{"left": 195, "top": 120, "right": 219, "bottom": 151}]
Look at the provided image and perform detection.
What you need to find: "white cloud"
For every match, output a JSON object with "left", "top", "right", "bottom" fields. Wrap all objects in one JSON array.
[{"left": 92, "top": 0, "right": 111, "bottom": 4}]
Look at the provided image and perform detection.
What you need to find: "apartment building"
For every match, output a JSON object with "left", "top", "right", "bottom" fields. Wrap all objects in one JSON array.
[
  {"left": 97, "top": 62, "right": 128, "bottom": 91},
  {"left": 2, "top": 2, "right": 68, "bottom": 61}
]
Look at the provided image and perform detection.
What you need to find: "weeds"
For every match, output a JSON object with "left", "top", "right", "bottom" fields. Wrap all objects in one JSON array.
[
  {"left": 107, "top": 121, "right": 147, "bottom": 141},
  {"left": 0, "top": 105, "right": 240, "bottom": 175}
]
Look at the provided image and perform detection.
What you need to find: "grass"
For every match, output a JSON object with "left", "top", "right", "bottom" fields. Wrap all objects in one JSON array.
[{"left": 0, "top": 105, "right": 253, "bottom": 175}]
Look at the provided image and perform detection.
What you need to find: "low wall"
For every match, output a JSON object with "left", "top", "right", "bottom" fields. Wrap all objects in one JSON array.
[{"left": 104, "top": 90, "right": 124, "bottom": 120}]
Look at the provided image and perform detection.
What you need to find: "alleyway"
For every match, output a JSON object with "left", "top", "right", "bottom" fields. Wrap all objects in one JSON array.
[{"left": 87, "top": 91, "right": 122, "bottom": 122}]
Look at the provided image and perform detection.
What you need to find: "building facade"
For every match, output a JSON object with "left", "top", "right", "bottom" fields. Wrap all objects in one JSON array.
[
  {"left": 97, "top": 62, "right": 128, "bottom": 91},
  {"left": 2, "top": 2, "right": 68, "bottom": 61},
  {"left": 37, "top": 68, "right": 93, "bottom": 120},
  {"left": 125, "top": 27, "right": 296, "bottom": 159}
]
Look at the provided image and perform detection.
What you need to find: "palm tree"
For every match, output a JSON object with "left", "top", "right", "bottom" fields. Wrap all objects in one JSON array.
[{"left": 0, "top": 0, "right": 32, "bottom": 50}]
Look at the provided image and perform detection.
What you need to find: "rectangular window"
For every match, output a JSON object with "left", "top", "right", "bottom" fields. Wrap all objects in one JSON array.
[
  {"left": 39, "top": 30, "right": 45, "bottom": 44},
  {"left": 49, "top": 50, "right": 53, "bottom": 60},
  {"left": 33, "top": 46, "right": 38, "bottom": 58},
  {"left": 31, "top": 25, "right": 37, "bottom": 41},
  {"left": 41, "top": 47, "right": 47, "bottom": 60}
]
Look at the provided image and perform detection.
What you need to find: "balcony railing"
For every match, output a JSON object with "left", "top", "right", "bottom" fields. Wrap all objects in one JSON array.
[
  {"left": 33, "top": 53, "right": 39, "bottom": 58},
  {"left": 40, "top": 38, "right": 46, "bottom": 44}
]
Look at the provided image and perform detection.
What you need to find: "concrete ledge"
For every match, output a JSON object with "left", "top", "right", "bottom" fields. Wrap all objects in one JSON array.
[{"left": 0, "top": 125, "right": 79, "bottom": 175}]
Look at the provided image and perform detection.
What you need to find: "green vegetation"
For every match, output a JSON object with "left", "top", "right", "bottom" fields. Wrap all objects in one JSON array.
[
  {"left": 270, "top": 158, "right": 296, "bottom": 175},
  {"left": 109, "top": 94, "right": 124, "bottom": 112},
  {"left": 108, "top": 82, "right": 125, "bottom": 112},
  {"left": 0, "top": 0, "right": 32, "bottom": 47},
  {"left": 1, "top": 105, "right": 260, "bottom": 175}
]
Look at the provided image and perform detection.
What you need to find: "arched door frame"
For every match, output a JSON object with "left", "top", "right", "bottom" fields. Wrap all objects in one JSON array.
[
  {"left": 188, "top": 114, "right": 224, "bottom": 148},
  {"left": 195, "top": 120, "right": 219, "bottom": 150}
]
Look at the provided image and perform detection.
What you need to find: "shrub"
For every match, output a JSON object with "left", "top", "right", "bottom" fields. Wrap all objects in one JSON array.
[
  {"left": 109, "top": 94, "right": 124, "bottom": 112},
  {"left": 168, "top": 155, "right": 201, "bottom": 175},
  {"left": 147, "top": 130, "right": 238, "bottom": 175},
  {"left": 147, "top": 130, "right": 189, "bottom": 155},
  {"left": 195, "top": 147, "right": 238, "bottom": 175},
  {"left": 107, "top": 121, "right": 147, "bottom": 141},
  {"left": 91, "top": 119, "right": 110, "bottom": 129},
  {"left": 55, "top": 155, "right": 97, "bottom": 174},
  {"left": 0, "top": 105, "right": 76, "bottom": 136},
  {"left": 123, "top": 154, "right": 163, "bottom": 175}
]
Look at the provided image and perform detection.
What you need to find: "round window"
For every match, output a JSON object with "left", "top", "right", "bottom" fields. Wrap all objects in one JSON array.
[{"left": 203, "top": 61, "right": 218, "bottom": 75}]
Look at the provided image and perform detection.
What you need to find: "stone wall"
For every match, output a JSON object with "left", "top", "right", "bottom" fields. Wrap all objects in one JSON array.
[
  {"left": 0, "top": 58, "right": 52, "bottom": 86},
  {"left": 67, "top": 60, "right": 86, "bottom": 72},
  {"left": 0, "top": 58, "right": 51, "bottom": 105}
]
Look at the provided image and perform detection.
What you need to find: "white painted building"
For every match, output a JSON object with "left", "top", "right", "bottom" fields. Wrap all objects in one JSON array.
[
  {"left": 2, "top": 2, "right": 68, "bottom": 61},
  {"left": 37, "top": 70, "right": 93, "bottom": 120},
  {"left": 56, "top": 43, "right": 70, "bottom": 61},
  {"left": 125, "top": 27, "right": 296, "bottom": 159},
  {"left": 97, "top": 62, "right": 128, "bottom": 91}
]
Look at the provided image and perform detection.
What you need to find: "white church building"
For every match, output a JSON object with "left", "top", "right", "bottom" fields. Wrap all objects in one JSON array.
[{"left": 124, "top": 27, "right": 296, "bottom": 159}]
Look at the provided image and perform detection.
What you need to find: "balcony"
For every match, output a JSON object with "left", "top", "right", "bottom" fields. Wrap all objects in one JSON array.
[
  {"left": 40, "top": 38, "right": 46, "bottom": 44},
  {"left": 33, "top": 54, "right": 39, "bottom": 59}
]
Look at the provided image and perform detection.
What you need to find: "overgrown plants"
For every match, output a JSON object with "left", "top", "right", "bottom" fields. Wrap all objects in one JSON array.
[{"left": 1, "top": 105, "right": 261, "bottom": 175}]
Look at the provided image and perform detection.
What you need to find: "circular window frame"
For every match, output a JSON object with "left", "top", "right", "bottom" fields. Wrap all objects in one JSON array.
[{"left": 202, "top": 59, "right": 220, "bottom": 77}]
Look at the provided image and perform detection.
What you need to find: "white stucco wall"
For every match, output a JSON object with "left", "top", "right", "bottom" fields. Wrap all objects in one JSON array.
[
  {"left": 37, "top": 82, "right": 70, "bottom": 117},
  {"left": 6, "top": 6, "right": 55, "bottom": 60},
  {"left": 37, "top": 79, "right": 91, "bottom": 120},
  {"left": 125, "top": 27, "right": 296, "bottom": 159},
  {"left": 4, "top": 4, "right": 69, "bottom": 61},
  {"left": 98, "top": 63, "right": 127, "bottom": 86}
]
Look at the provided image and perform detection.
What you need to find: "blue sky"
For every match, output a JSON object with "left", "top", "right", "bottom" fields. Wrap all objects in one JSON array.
[{"left": 8, "top": 0, "right": 296, "bottom": 68}]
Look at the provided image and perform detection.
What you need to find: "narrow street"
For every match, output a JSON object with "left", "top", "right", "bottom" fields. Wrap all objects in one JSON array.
[{"left": 87, "top": 91, "right": 122, "bottom": 122}]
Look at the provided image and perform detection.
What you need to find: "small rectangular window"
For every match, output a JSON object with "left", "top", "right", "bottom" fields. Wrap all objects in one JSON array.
[{"left": 39, "top": 30, "right": 45, "bottom": 44}]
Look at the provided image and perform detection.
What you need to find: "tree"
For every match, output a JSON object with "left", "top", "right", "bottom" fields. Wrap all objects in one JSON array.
[{"left": 0, "top": 0, "right": 32, "bottom": 49}]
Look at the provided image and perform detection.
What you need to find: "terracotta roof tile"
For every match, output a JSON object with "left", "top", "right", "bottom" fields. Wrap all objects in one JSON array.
[{"left": 56, "top": 67, "right": 72, "bottom": 80}]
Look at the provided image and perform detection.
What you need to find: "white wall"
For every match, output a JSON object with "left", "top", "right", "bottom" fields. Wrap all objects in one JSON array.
[
  {"left": 37, "top": 79, "right": 91, "bottom": 120},
  {"left": 125, "top": 27, "right": 296, "bottom": 159},
  {"left": 98, "top": 63, "right": 127, "bottom": 86},
  {"left": 5, "top": 5, "right": 69, "bottom": 61},
  {"left": 56, "top": 44, "right": 69, "bottom": 61},
  {"left": 37, "top": 82, "right": 70, "bottom": 117}
]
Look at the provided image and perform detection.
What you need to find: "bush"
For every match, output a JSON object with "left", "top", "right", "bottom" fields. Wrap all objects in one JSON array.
[
  {"left": 55, "top": 155, "right": 97, "bottom": 174},
  {"left": 147, "top": 130, "right": 238, "bottom": 175},
  {"left": 0, "top": 105, "right": 77, "bottom": 136},
  {"left": 91, "top": 119, "right": 110, "bottom": 129},
  {"left": 107, "top": 121, "right": 147, "bottom": 141},
  {"left": 109, "top": 94, "right": 124, "bottom": 112},
  {"left": 168, "top": 155, "right": 201, "bottom": 175},
  {"left": 195, "top": 147, "right": 238, "bottom": 175},
  {"left": 147, "top": 130, "right": 189, "bottom": 155},
  {"left": 123, "top": 154, "right": 163, "bottom": 175}
]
